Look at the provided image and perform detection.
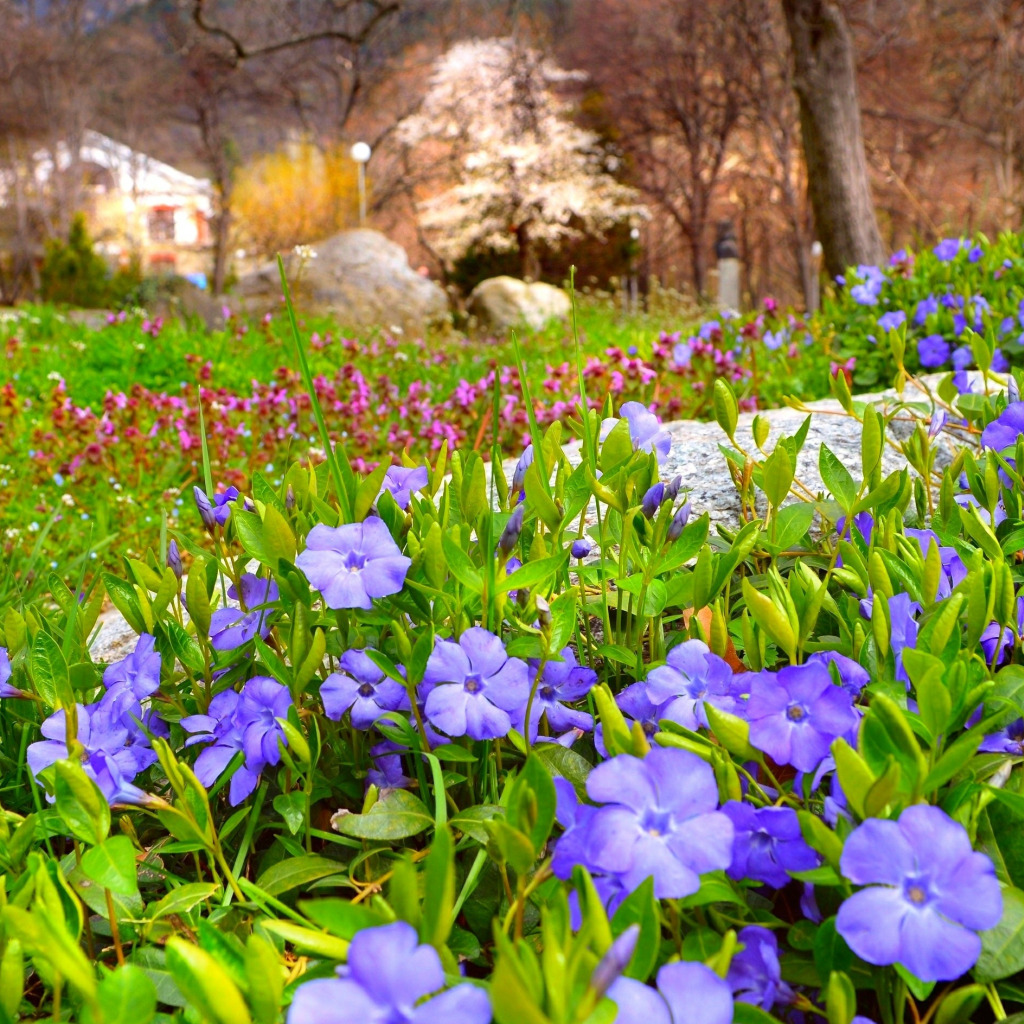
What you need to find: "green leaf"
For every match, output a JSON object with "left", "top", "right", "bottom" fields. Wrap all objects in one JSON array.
[
  {"left": 273, "top": 792, "right": 307, "bottom": 835},
  {"left": 332, "top": 789, "right": 433, "bottom": 841},
  {"left": 772, "top": 502, "right": 815, "bottom": 552},
  {"left": 54, "top": 759, "right": 110, "bottom": 846},
  {"left": 421, "top": 826, "right": 455, "bottom": 949},
  {"left": 102, "top": 574, "right": 146, "bottom": 635},
  {"left": 531, "top": 744, "right": 593, "bottom": 795},
  {"left": 713, "top": 378, "right": 739, "bottom": 441},
  {"left": 185, "top": 556, "right": 212, "bottom": 637},
  {"left": 260, "top": 920, "right": 349, "bottom": 960},
  {"left": 934, "top": 985, "right": 987, "bottom": 1024},
  {"left": 299, "top": 898, "right": 390, "bottom": 939},
  {"left": 81, "top": 836, "right": 139, "bottom": 896},
  {"left": 244, "top": 934, "right": 284, "bottom": 1024},
  {"left": 449, "top": 805, "right": 505, "bottom": 843},
  {"left": 657, "top": 513, "right": 710, "bottom": 574},
  {"left": 975, "top": 886, "right": 1024, "bottom": 982},
  {"left": 127, "top": 947, "right": 186, "bottom": 1008},
  {"left": 600, "top": 417, "right": 634, "bottom": 472},
  {"left": 819, "top": 445, "right": 857, "bottom": 511},
  {"left": 232, "top": 509, "right": 275, "bottom": 569},
  {"left": 158, "top": 620, "right": 205, "bottom": 676},
  {"left": 499, "top": 553, "right": 568, "bottom": 594},
  {"left": 147, "top": 883, "right": 220, "bottom": 922},
  {"left": 165, "top": 937, "right": 252, "bottom": 1024},
  {"left": 441, "top": 535, "right": 483, "bottom": 593},
  {"left": 30, "top": 630, "right": 72, "bottom": 709},
  {"left": 96, "top": 965, "right": 157, "bottom": 1024},
  {"left": 611, "top": 878, "right": 660, "bottom": 980},
  {"left": 255, "top": 855, "right": 344, "bottom": 897}
]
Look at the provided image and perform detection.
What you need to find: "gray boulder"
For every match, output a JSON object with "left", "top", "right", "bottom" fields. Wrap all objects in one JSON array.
[
  {"left": 468, "top": 276, "right": 571, "bottom": 333},
  {"left": 234, "top": 229, "right": 449, "bottom": 330}
]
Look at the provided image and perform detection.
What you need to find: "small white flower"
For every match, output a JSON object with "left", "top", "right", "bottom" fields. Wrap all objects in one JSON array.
[{"left": 61, "top": 493, "right": 75, "bottom": 507}]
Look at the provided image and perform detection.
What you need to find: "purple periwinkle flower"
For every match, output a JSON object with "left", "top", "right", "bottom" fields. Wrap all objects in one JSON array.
[
  {"left": 969, "top": 245, "right": 984, "bottom": 262},
  {"left": 519, "top": 647, "right": 595, "bottom": 741},
  {"left": 606, "top": 961, "right": 733, "bottom": 1024},
  {"left": 380, "top": 465, "right": 429, "bottom": 510},
  {"left": 914, "top": 295, "right": 938, "bottom": 325},
  {"left": 209, "top": 574, "right": 279, "bottom": 650},
  {"left": 934, "top": 238, "right": 962, "bottom": 261},
  {"left": 745, "top": 662, "right": 860, "bottom": 772},
  {"left": 726, "top": 926, "right": 794, "bottom": 1010},
  {"left": 0, "top": 647, "right": 22, "bottom": 699},
  {"left": 807, "top": 651, "right": 870, "bottom": 698},
  {"left": 321, "top": 650, "right": 410, "bottom": 729},
  {"left": 877, "top": 310, "right": 905, "bottom": 332},
  {"left": 952, "top": 345, "right": 973, "bottom": 370},
  {"left": 982, "top": 402, "right": 1024, "bottom": 451},
  {"left": 182, "top": 677, "right": 291, "bottom": 805},
  {"left": 645, "top": 640, "right": 741, "bottom": 730},
  {"left": 722, "top": 802, "right": 819, "bottom": 887},
  {"left": 619, "top": 401, "right": 672, "bottom": 460},
  {"left": 993, "top": 348, "right": 1010, "bottom": 373},
  {"left": 28, "top": 690, "right": 167, "bottom": 804},
  {"left": 297, "top": 519, "right": 411, "bottom": 610},
  {"left": 420, "top": 628, "right": 530, "bottom": 740},
  {"left": 836, "top": 804, "right": 1002, "bottom": 981},
  {"left": 103, "top": 633, "right": 161, "bottom": 700},
  {"left": 917, "top": 335, "right": 950, "bottom": 369},
  {"left": 850, "top": 265, "right": 884, "bottom": 305},
  {"left": 286, "top": 921, "right": 491, "bottom": 1024},
  {"left": 980, "top": 717, "right": 1024, "bottom": 755},
  {"left": 889, "top": 593, "right": 921, "bottom": 685},
  {"left": 580, "top": 747, "right": 734, "bottom": 899},
  {"left": 194, "top": 485, "right": 240, "bottom": 528}
]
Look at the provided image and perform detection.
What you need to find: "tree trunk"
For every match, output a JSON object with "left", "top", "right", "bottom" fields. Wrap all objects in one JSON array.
[
  {"left": 211, "top": 185, "right": 232, "bottom": 294},
  {"left": 516, "top": 222, "right": 540, "bottom": 281},
  {"left": 779, "top": 0, "right": 884, "bottom": 278}
]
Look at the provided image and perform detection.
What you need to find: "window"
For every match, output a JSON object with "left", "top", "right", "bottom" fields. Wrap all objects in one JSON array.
[{"left": 148, "top": 207, "right": 176, "bottom": 243}]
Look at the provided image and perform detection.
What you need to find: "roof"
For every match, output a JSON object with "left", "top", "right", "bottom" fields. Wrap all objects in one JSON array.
[{"left": 31, "top": 130, "right": 213, "bottom": 207}]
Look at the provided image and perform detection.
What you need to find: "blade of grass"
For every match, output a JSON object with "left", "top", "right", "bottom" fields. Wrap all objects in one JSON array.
[
  {"left": 277, "top": 254, "right": 355, "bottom": 521},
  {"left": 569, "top": 266, "right": 597, "bottom": 473},
  {"left": 196, "top": 387, "right": 215, "bottom": 498},
  {"left": 509, "top": 329, "right": 551, "bottom": 496}
]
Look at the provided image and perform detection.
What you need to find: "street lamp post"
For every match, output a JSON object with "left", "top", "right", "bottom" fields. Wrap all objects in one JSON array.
[{"left": 351, "top": 141, "right": 371, "bottom": 226}]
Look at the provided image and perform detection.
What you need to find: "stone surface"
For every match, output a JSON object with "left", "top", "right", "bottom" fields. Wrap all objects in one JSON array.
[
  {"left": 233, "top": 229, "right": 449, "bottom": 330},
  {"left": 467, "top": 276, "right": 571, "bottom": 333}
]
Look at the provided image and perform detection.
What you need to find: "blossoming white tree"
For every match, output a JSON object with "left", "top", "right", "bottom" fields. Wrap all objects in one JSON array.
[{"left": 397, "top": 37, "right": 644, "bottom": 280}]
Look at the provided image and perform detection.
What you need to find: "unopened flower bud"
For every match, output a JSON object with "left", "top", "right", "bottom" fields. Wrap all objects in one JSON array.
[
  {"left": 167, "top": 540, "right": 182, "bottom": 580},
  {"left": 591, "top": 925, "right": 640, "bottom": 997},
  {"left": 667, "top": 501, "right": 691, "bottom": 541},
  {"left": 498, "top": 504, "right": 524, "bottom": 554},
  {"left": 512, "top": 444, "right": 534, "bottom": 493},
  {"left": 641, "top": 482, "right": 665, "bottom": 519},
  {"left": 1009, "top": 375, "right": 1020, "bottom": 403},
  {"left": 193, "top": 486, "right": 216, "bottom": 531},
  {"left": 663, "top": 474, "right": 683, "bottom": 503},
  {"left": 535, "top": 595, "right": 551, "bottom": 628},
  {"left": 285, "top": 485, "right": 296, "bottom": 510},
  {"left": 571, "top": 537, "right": 594, "bottom": 559}
]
